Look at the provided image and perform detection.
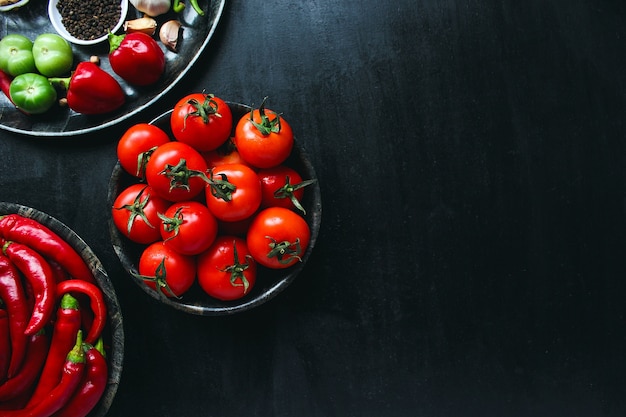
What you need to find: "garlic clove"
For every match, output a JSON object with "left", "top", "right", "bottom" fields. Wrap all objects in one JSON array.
[
  {"left": 159, "top": 20, "right": 183, "bottom": 52},
  {"left": 124, "top": 17, "right": 158, "bottom": 35}
]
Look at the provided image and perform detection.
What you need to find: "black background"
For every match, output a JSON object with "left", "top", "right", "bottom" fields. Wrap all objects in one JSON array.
[{"left": 2, "top": 0, "right": 626, "bottom": 416}]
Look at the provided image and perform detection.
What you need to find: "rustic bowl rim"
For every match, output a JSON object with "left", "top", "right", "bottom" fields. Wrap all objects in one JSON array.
[{"left": 0, "top": 202, "right": 124, "bottom": 417}]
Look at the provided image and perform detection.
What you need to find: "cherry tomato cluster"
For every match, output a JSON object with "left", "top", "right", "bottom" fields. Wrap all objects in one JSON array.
[
  {"left": 112, "top": 93, "right": 317, "bottom": 302},
  {"left": 0, "top": 214, "right": 109, "bottom": 416}
]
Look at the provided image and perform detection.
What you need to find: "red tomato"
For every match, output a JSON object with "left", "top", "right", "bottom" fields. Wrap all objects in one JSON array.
[
  {"left": 117, "top": 123, "right": 171, "bottom": 178},
  {"left": 137, "top": 241, "right": 196, "bottom": 298},
  {"left": 145, "top": 141, "right": 210, "bottom": 202},
  {"left": 205, "top": 163, "right": 262, "bottom": 222},
  {"left": 197, "top": 236, "right": 257, "bottom": 301},
  {"left": 234, "top": 99, "right": 294, "bottom": 168},
  {"left": 112, "top": 184, "right": 171, "bottom": 244},
  {"left": 202, "top": 139, "right": 248, "bottom": 169},
  {"left": 247, "top": 207, "right": 310, "bottom": 269},
  {"left": 159, "top": 201, "right": 218, "bottom": 256},
  {"left": 109, "top": 32, "right": 165, "bottom": 86},
  {"left": 170, "top": 93, "right": 232, "bottom": 152},
  {"left": 258, "top": 165, "right": 316, "bottom": 214}
]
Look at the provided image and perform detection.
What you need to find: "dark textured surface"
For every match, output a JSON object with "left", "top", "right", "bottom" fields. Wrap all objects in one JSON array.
[{"left": 2, "top": 0, "right": 626, "bottom": 415}]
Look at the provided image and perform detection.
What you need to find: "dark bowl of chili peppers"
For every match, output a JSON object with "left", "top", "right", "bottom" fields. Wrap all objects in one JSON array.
[
  {"left": 107, "top": 99, "right": 322, "bottom": 315},
  {"left": 0, "top": 202, "right": 123, "bottom": 416}
]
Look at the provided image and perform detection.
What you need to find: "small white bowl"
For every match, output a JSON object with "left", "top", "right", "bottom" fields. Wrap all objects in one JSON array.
[
  {"left": 48, "top": 0, "right": 128, "bottom": 46},
  {"left": 0, "top": 0, "right": 30, "bottom": 12}
]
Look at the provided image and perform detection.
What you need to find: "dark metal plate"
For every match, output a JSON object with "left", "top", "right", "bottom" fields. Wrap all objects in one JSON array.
[{"left": 0, "top": 0, "right": 225, "bottom": 136}]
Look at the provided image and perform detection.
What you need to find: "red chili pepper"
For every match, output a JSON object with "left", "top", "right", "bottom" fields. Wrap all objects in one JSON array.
[
  {"left": 1, "top": 240, "right": 56, "bottom": 336},
  {"left": 0, "top": 330, "right": 49, "bottom": 402},
  {"left": 56, "top": 280, "right": 106, "bottom": 345},
  {"left": 25, "top": 294, "right": 81, "bottom": 408},
  {"left": 0, "top": 309, "right": 9, "bottom": 384},
  {"left": 47, "top": 260, "right": 68, "bottom": 284},
  {"left": 51, "top": 338, "right": 108, "bottom": 417},
  {"left": 49, "top": 61, "right": 125, "bottom": 115},
  {"left": 0, "top": 331, "right": 86, "bottom": 417},
  {"left": 0, "top": 254, "right": 28, "bottom": 379},
  {"left": 0, "top": 70, "right": 13, "bottom": 105},
  {"left": 0, "top": 214, "right": 95, "bottom": 284},
  {"left": 0, "top": 391, "right": 30, "bottom": 411}
]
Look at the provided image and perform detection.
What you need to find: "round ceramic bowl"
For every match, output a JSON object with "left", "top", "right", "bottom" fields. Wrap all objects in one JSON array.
[
  {"left": 0, "top": 0, "right": 29, "bottom": 12},
  {"left": 0, "top": 202, "right": 124, "bottom": 417},
  {"left": 48, "top": 0, "right": 128, "bottom": 46},
  {"left": 108, "top": 102, "right": 322, "bottom": 315}
]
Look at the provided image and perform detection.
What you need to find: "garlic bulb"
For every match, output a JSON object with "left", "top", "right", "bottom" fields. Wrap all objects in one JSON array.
[{"left": 128, "top": 0, "right": 170, "bottom": 17}]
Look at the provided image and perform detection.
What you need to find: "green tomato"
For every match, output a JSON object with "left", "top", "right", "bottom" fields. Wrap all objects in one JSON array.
[
  {"left": 0, "top": 34, "right": 36, "bottom": 77},
  {"left": 32, "top": 34, "right": 73, "bottom": 77},
  {"left": 9, "top": 73, "right": 58, "bottom": 114}
]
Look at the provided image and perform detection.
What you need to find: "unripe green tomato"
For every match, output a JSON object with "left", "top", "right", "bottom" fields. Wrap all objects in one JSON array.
[
  {"left": 0, "top": 34, "right": 36, "bottom": 77},
  {"left": 9, "top": 73, "right": 58, "bottom": 114},
  {"left": 32, "top": 33, "right": 73, "bottom": 77}
]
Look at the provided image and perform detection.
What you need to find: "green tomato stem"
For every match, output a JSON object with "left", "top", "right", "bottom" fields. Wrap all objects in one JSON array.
[{"left": 48, "top": 76, "right": 71, "bottom": 91}]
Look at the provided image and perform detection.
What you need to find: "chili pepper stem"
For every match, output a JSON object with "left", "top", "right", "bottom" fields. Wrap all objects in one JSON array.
[
  {"left": 61, "top": 292, "right": 80, "bottom": 310},
  {"left": 67, "top": 330, "right": 84, "bottom": 363},
  {"left": 94, "top": 337, "right": 106, "bottom": 357}
]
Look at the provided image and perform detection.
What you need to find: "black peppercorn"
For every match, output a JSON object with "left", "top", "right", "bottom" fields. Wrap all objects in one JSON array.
[{"left": 57, "top": 0, "right": 122, "bottom": 41}]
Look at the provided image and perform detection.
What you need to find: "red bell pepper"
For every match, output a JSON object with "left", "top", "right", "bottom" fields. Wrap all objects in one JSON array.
[
  {"left": 49, "top": 61, "right": 125, "bottom": 115},
  {"left": 108, "top": 32, "right": 165, "bottom": 86}
]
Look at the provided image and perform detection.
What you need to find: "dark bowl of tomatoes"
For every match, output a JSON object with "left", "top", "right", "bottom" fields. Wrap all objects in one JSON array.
[
  {"left": 107, "top": 100, "right": 321, "bottom": 315},
  {"left": 0, "top": 202, "right": 124, "bottom": 417}
]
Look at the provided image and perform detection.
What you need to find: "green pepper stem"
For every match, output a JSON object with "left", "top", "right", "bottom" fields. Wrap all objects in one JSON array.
[
  {"left": 172, "top": 0, "right": 185, "bottom": 13},
  {"left": 66, "top": 330, "right": 86, "bottom": 364},
  {"left": 60, "top": 293, "right": 80, "bottom": 310},
  {"left": 108, "top": 32, "right": 126, "bottom": 53},
  {"left": 95, "top": 337, "right": 106, "bottom": 357},
  {"left": 48, "top": 76, "right": 71, "bottom": 91},
  {"left": 188, "top": 0, "right": 205, "bottom": 15}
]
